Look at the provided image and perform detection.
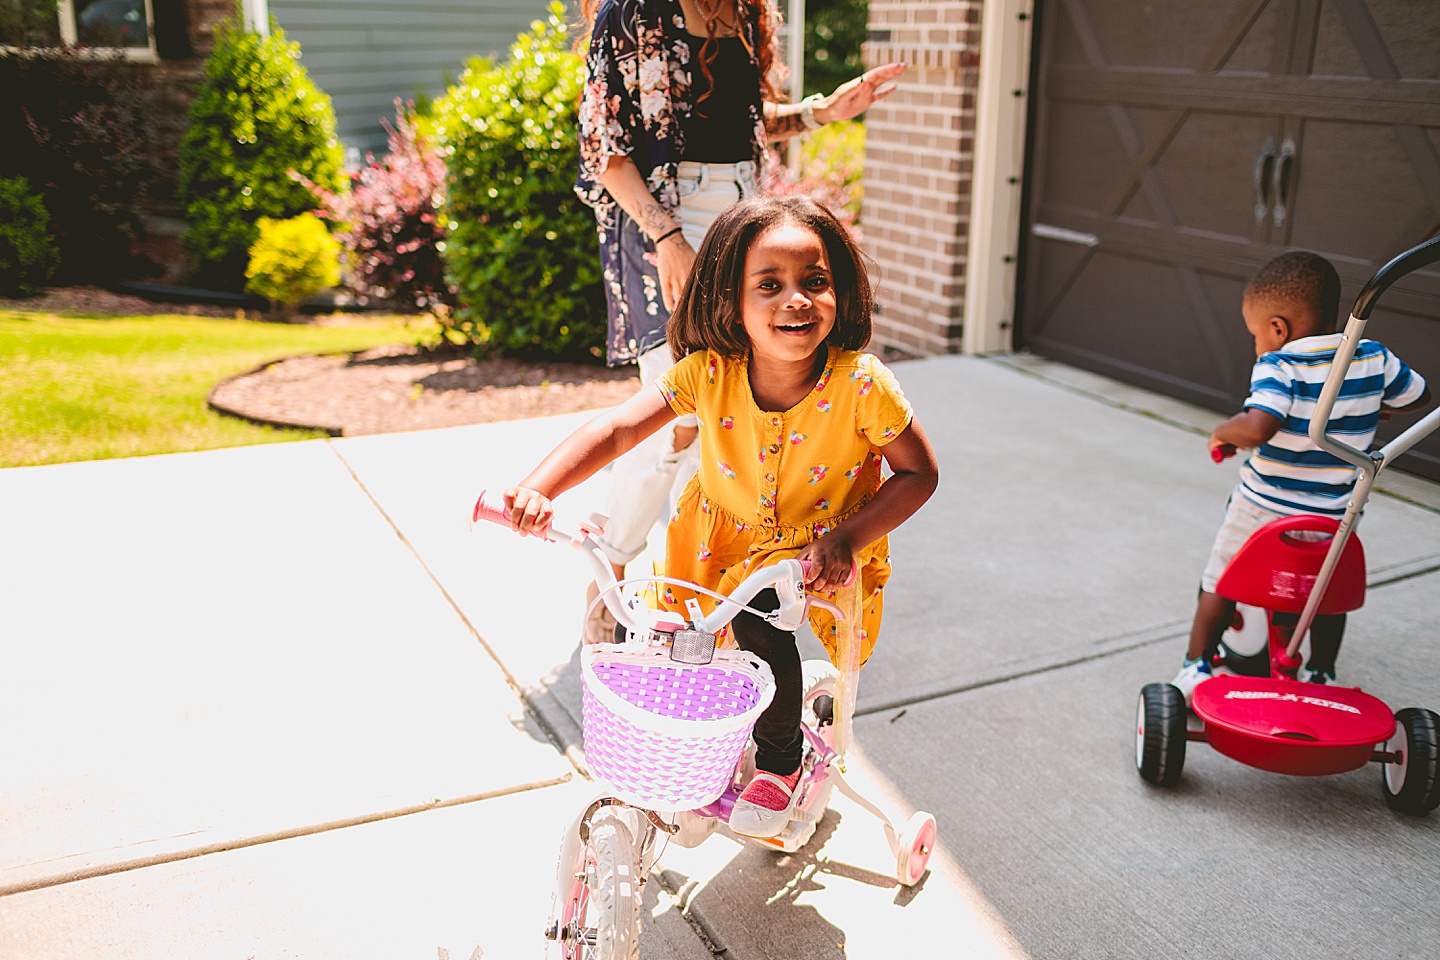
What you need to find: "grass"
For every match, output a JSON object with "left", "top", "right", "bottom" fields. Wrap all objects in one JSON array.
[{"left": 0, "top": 310, "right": 438, "bottom": 468}]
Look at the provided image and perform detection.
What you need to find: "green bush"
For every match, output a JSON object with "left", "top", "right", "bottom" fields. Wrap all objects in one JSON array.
[
  {"left": 179, "top": 17, "right": 345, "bottom": 292},
  {"left": 1, "top": 0, "right": 61, "bottom": 47},
  {"left": 433, "top": 2, "right": 604, "bottom": 361},
  {"left": 0, "top": 177, "right": 60, "bottom": 297},
  {"left": 245, "top": 213, "right": 341, "bottom": 313},
  {"left": 803, "top": 0, "right": 869, "bottom": 98}
]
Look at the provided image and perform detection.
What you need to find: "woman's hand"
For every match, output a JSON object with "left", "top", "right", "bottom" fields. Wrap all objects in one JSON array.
[
  {"left": 656, "top": 233, "right": 696, "bottom": 311},
  {"left": 815, "top": 62, "right": 906, "bottom": 124},
  {"left": 502, "top": 485, "right": 554, "bottom": 539},
  {"left": 797, "top": 534, "right": 858, "bottom": 594}
]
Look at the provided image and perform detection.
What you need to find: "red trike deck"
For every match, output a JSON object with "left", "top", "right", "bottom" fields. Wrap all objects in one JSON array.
[{"left": 1193, "top": 675, "right": 1396, "bottom": 776}]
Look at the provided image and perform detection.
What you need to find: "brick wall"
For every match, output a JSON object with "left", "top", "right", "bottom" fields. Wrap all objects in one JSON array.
[
  {"left": 861, "top": 0, "right": 983, "bottom": 357},
  {"left": 142, "top": 0, "right": 234, "bottom": 214}
]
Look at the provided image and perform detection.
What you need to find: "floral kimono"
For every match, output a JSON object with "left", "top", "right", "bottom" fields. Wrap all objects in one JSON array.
[{"left": 576, "top": 0, "right": 770, "bottom": 366}]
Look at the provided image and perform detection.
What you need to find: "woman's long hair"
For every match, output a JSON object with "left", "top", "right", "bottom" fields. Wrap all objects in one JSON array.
[{"left": 575, "top": 0, "right": 782, "bottom": 104}]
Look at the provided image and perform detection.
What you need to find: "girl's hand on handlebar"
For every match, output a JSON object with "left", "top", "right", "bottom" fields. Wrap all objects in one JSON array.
[
  {"left": 502, "top": 486, "right": 554, "bottom": 538},
  {"left": 797, "top": 535, "right": 857, "bottom": 593}
]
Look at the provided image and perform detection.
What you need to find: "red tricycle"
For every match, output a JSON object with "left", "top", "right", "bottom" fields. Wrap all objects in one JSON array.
[{"left": 1135, "top": 236, "right": 1440, "bottom": 815}]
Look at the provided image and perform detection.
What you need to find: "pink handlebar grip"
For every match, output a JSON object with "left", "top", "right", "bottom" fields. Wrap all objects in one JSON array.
[
  {"left": 1211, "top": 443, "right": 1237, "bottom": 463},
  {"left": 799, "top": 556, "right": 858, "bottom": 587},
  {"left": 471, "top": 491, "right": 512, "bottom": 529}
]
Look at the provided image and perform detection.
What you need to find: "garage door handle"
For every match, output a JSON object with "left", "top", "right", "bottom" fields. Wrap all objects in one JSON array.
[
  {"left": 1253, "top": 137, "right": 1275, "bottom": 222},
  {"left": 1271, "top": 138, "right": 1296, "bottom": 226}
]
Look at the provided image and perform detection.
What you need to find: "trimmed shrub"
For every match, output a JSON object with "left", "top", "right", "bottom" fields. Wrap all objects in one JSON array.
[
  {"left": 433, "top": 3, "right": 604, "bottom": 360},
  {"left": 245, "top": 213, "right": 341, "bottom": 313},
  {"left": 0, "top": 50, "right": 158, "bottom": 283},
  {"left": 179, "top": 17, "right": 345, "bottom": 292},
  {"left": 300, "top": 100, "right": 452, "bottom": 310},
  {"left": 0, "top": 177, "right": 60, "bottom": 297}
]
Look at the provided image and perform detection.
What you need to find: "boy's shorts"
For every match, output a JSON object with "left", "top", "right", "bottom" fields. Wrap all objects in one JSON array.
[{"left": 1200, "top": 492, "right": 1288, "bottom": 593}]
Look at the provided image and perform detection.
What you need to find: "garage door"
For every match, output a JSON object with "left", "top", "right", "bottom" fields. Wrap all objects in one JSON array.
[{"left": 1018, "top": 0, "right": 1440, "bottom": 479}]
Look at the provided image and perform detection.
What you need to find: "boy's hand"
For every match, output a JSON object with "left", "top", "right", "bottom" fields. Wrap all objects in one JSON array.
[
  {"left": 502, "top": 486, "right": 554, "bottom": 539},
  {"left": 796, "top": 535, "right": 858, "bottom": 593},
  {"left": 1210, "top": 440, "right": 1237, "bottom": 462}
]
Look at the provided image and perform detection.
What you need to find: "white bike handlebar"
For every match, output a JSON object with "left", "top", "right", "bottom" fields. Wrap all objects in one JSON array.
[{"left": 470, "top": 491, "right": 848, "bottom": 638}]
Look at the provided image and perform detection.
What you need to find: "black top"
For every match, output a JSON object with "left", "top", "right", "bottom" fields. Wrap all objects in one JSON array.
[{"left": 678, "top": 34, "right": 760, "bottom": 164}]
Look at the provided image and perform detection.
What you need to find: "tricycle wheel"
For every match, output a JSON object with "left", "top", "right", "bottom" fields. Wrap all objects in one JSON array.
[
  {"left": 895, "top": 811, "right": 937, "bottom": 887},
  {"left": 1136, "top": 683, "right": 1187, "bottom": 787},
  {"left": 1381, "top": 707, "right": 1440, "bottom": 815}
]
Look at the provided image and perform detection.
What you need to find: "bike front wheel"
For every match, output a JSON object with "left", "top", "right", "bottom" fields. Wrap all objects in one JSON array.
[{"left": 552, "top": 807, "right": 644, "bottom": 960}]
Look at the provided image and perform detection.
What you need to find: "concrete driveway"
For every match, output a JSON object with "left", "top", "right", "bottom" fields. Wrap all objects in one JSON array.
[{"left": 2, "top": 354, "right": 1436, "bottom": 959}]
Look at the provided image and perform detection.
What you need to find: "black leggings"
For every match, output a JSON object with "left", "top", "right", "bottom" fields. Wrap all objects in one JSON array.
[{"left": 731, "top": 589, "right": 804, "bottom": 775}]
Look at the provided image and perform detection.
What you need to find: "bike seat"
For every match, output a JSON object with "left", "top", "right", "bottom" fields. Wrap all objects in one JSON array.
[{"left": 1215, "top": 514, "right": 1366, "bottom": 614}]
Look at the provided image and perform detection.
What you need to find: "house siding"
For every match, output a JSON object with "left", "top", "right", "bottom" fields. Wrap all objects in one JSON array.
[{"left": 267, "top": 0, "right": 550, "bottom": 155}]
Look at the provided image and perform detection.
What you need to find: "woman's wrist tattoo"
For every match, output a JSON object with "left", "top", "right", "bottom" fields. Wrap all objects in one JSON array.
[{"left": 639, "top": 201, "right": 675, "bottom": 238}]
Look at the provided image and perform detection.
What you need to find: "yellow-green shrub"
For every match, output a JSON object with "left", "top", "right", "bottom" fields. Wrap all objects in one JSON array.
[{"left": 245, "top": 214, "right": 341, "bottom": 312}]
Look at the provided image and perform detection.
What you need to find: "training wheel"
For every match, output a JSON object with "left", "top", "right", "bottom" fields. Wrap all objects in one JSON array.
[{"left": 895, "top": 811, "right": 937, "bottom": 887}]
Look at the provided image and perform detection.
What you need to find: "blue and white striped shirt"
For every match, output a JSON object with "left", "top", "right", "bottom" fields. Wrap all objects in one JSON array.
[{"left": 1238, "top": 333, "right": 1426, "bottom": 515}]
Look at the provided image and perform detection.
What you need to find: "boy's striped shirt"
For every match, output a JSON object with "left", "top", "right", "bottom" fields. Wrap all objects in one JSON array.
[{"left": 1238, "top": 333, "right": 1426, "bottom": 515}]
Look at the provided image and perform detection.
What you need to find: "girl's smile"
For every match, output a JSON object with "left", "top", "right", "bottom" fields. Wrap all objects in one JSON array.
[{"left": 740, "top": 222, "right": 837, "bottom": 362}]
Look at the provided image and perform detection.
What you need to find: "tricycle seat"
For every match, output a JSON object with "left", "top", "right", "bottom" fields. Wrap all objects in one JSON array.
[{"left": 1215, "top": 514, "right": 1365, "bottom": 615}]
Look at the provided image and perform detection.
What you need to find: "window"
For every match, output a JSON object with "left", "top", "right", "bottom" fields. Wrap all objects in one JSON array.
[{"left": 47, "top": 0, "right": 157, "bottom": 59}]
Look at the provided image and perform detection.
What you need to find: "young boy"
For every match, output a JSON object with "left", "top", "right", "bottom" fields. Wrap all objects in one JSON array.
[{"left": 1172, "top": 251, "right": 1431, "bottom": 700}]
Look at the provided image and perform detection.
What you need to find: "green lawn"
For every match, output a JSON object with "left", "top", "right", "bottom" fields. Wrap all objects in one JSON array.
[{"left": 0, "top": 311, "right": 437, "bottom": 468}]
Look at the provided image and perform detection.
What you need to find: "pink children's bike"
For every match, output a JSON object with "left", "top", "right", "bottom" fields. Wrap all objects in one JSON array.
[{"left": 471, "top": 493, "right": 937, "bottom": 960}]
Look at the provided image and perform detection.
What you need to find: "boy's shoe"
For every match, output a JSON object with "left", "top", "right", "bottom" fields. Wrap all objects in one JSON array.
[
  {"left": 1170, "top": 657, "right": 1214, "bottom": 704},
  {"left": 729, "top": 767, "right": 802, "bottom": 839},
  {"left": 1299, "top": 665, "right": 1336, "bottom": 685}
]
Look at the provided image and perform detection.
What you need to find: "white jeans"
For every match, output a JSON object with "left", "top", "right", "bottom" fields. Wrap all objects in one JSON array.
[{"left": 594, "top": 160, "right": 757, "bottom": 567}]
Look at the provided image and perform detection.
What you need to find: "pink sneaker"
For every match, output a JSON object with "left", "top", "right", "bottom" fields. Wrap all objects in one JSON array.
[{"left": 729, "top": 767, "right": 802, "bottom": 839}]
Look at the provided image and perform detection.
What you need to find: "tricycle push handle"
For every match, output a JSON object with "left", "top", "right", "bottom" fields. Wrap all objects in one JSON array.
[
  {"left": 1351, "top": 235, "right": 1440, "bottom": 321},
  {"left": 1288, "top": 237, "right": 1440, "bottom": 665}
]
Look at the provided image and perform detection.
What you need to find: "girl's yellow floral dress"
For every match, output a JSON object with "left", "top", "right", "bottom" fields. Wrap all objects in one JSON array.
[{"left": 656, "top": 346, "right": 914, "bottom": 666}]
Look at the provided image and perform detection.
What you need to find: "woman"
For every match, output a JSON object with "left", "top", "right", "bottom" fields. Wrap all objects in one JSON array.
[{"left": 576, "top": 0, "right": 903, "bottom": 639}]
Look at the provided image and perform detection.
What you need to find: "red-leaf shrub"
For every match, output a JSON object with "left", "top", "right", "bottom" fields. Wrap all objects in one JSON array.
[
  {"left": 299, "top": 100, "right": 452, "bottom": 310},
  {"left": 0, "top": 50, "right": 158, "bottom": 283},
  {"left": 764, "top": 120, "right": 864, "bottom": 239}
]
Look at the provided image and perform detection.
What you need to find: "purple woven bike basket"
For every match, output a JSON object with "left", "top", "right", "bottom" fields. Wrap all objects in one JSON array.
[{"left": 581, "top": 644, "right": 776, "bottom": 810}]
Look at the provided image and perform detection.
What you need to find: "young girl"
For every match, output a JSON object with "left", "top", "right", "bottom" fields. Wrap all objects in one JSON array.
[{"left": 502, "top": 195, "right": 939, "bottom": 838}]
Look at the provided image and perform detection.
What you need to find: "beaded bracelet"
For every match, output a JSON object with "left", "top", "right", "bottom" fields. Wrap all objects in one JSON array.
[
  {"left": 653, "top": 227, "right": 683, "bottom": 245},
  {"left": 800, "top": 94, "right": 826, "bottom": 131}
]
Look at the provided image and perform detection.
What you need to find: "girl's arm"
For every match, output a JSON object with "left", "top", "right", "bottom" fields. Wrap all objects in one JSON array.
[
  {"left": 799, "top": 418, "right": 940, "bottom": 591},
  {"left": 762, "top": 63, "right": 906, "bottom": 141},
  {"left": 596, "top": 156, "right": 694, "bottom": 310},
  {"left": 504, "top": 386, "right": 677, "bottom": 537}
]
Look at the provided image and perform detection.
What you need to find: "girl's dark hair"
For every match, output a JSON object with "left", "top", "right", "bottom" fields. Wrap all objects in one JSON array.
[{"left": 668, "top": 195, "right": 874, "bottom": 360}]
